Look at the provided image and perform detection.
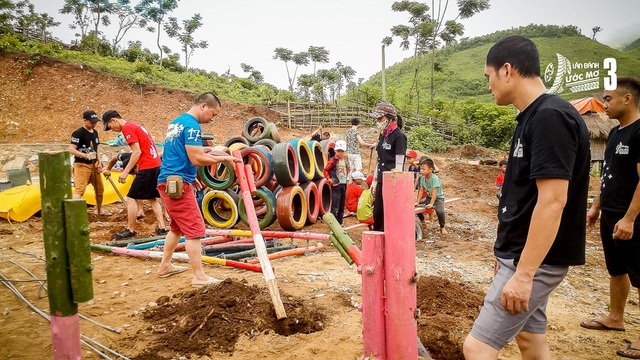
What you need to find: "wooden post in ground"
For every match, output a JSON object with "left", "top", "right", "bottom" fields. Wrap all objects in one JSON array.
[
  {"left": 233, "top": 150, "right": 287, "bottom": 319},
  {"left": 382, "top": 171, "right": 417, "bottom": 359},
  {"left": 38, "top": 151, "right": 81, "bottom": 359},
  {"left": 360, "top": 230, "right": 386, "bottom": 359}
]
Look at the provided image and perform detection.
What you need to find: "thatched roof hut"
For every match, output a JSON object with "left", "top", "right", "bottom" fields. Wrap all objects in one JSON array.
[{"left": 569, "top": 97, "right": 619, "bottom": 162}]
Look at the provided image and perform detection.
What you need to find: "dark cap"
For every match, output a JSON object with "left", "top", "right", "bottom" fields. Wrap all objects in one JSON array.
[
  {"left": 83, "top": 110, "right": 99, "bottom": 123},
  {"left": 102, "top": 110, "right": 121, "bottom": 131}
]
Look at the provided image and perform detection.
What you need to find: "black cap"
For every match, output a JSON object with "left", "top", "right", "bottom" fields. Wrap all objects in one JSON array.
[
  {"left": 83, "top": 110, "right": 99, "bottom": 123},
  {"left": 102, "top": 110, "right": 121, "bottom": 131}
]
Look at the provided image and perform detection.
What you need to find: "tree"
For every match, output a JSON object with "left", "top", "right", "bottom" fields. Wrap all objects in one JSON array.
[
  {"left": 135, "top": 0, "right": 179, "bottom": 67},
  {"left": 307, "top": 45, "right": 329, "bottom": 76},
  {"left": 240, "top": 63, "right": 264, "bottom": 85},
  {"left": 591, "top": 26, "right": 602, "bottom": 41},
  {"left": 273, "top": 47, "right": 308, "bottom": 93},
  {"left": 164, "top": 13, "right": 207, "bottom": 70},
  {"left": 111, "top": 0, "right": 146, "bottom": 52},
  {"left": 60, "top": 0, "right": 91, "bottom": 41}
]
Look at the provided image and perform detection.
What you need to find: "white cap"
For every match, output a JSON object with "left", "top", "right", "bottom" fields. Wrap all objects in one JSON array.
[
  {"left": 335, "top": 140, "right": 347, "bottom": 151},
  {"left": 351, "top": 171, "right": 365, "bottom": 180}
]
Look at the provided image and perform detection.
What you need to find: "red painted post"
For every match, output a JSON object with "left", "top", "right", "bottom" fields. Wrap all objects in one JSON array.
[
  {"left": 382, "top": 171, "right": 417, "bottom": 359},
  {"left": 361, "top": 231, "right": 386, "bottom": 359}
]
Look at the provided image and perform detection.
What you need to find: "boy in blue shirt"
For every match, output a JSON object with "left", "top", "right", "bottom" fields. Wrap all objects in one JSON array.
[{"left": 415, "top": 158, "right": 446, "bottom": 234}]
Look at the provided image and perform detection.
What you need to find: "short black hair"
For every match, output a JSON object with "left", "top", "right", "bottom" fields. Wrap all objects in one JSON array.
[
  {"left": 195, "top": 92, "right": 221, "bottom": 108},
  {"left": 499, "top": 160, "right": 508, "bottom": 167},
  {"left": 616, "top": 77, "right": 640, "bottom": 107},
  {"left": 351, "top": 118, "right": 360, "bottom": 126},
  {"left": 486, "top": 35, "right": 540, "bottom": 78}
]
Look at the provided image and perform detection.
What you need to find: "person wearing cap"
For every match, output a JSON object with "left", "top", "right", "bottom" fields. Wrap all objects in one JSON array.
[
  {"left": 345, "top": 118, "right": 376, "bottom": 175},
  {"left": 102, "top": 110, "right": 167, "bottom": 239},
  {"left": 370, "top": 102, "right": 407, "bottom": 232},
  {"left": 155, "top": 92, "right": 242, "bottom": 287},
  {"left": 345, "top": 170, "right": 366, "bottom": 214},
  {"left": 69, "top": 110, "right": 109, "bottom": 216},
  {"left": 324, "top": 140, "right": 350, "bottom": 224}
]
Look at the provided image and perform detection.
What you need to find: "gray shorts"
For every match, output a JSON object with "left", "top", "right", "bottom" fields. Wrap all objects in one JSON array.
[{"left": 469, "top": 257, "right": 568, "bottom": 350}]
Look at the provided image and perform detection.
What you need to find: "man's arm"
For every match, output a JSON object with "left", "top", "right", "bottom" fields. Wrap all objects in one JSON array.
[
  {"left": 613, "top": 163, "right": 640, "bottom": 240},
  {"left": 501, "top": 178, "right": 569, "bottom": 315},
  {"left": 185, "top": 145, "right": 241, "bottom": 167}
]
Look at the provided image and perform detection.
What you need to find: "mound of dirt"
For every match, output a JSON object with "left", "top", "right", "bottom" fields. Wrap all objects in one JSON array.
[
  {"left": 417, "top": 276, "right": 485, "bottom": 360},
  {"left": 131, "top": 278, "right": 325, "bottom": 359}
]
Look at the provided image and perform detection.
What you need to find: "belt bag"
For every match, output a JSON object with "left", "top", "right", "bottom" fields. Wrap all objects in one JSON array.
[{"left": 166, "top": 175, "right": 184, "bottom": 199}]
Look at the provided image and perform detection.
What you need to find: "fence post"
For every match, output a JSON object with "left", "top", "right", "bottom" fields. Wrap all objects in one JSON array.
[
  {"left": 361, "top": 231, "right": 386, "bottom": 359},
  {"left": 39, "top": 151, "right": 82, "bottom": 359},
  {"left": 382, "top": 171, "right": 417, "bottom": 359}
]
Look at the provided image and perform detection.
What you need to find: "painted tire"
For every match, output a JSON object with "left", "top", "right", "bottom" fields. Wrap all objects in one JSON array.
[
  {"left": 287, "top": 138, "right": 315, "bottom": 183},
  {"left": 254, "top": 138, "right": 277, "bottom": 150},
  {"left": 272, "top": 142, "right": 299, "bottom": 186},
  {"left": 300, "top": 181, "right": 320, "bottom": 224},
  {"left": 314, "top": 177, "right": 332, "bottom": 216},
  {"left": 319, "top": 140, "right": 336, "bottom": 158},
  {"left": 276, "top": 185, "right": 308, "bottom": 230},
  {"left": 202, "top": 190, "right": 239, "bottom": 228},
  {"left": 307, "top": 140, "right": 327, "bottom": 180},
  {"left": 240, "top": 146, "right": 272, "bottom": 188},
  {"left": 244, "top": 117, "right": 270, "bottom": 143},
  {"left": 238, "top": 187, "right": 277, "bottom": 229},
  {"left": 224, "top": 136, "right": 249, "bottom": 148},
  {"left": 197, "top": 161, "right": 236, "bottom": 190},
  {"left": 268, "top": 122, "right": 281, "bottom": 142}
]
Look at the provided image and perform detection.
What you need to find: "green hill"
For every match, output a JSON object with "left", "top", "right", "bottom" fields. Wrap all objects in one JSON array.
[{"left": 362, "top": 31, "right": 640, "bottom": 107}]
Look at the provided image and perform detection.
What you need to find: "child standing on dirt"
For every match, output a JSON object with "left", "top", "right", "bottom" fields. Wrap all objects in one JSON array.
[
  {"left": 324, "top": 140, "right": 350, "bottom": 224},
  {"left": 415, "top": 158, "right": 446, "bottom": 234}
]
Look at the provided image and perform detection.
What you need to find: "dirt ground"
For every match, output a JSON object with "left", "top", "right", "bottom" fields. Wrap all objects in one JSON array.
[{"left": 1, "top": 51, "right": 639, "bottom": 359}]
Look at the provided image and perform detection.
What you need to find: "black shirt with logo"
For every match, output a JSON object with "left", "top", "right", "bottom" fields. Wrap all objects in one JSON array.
[
  {"left": 70, "top": 127, "right": 99, "bottom": 164},
  {"left": 496, "top": 94, "right": 590, "bottom": 266},
  {"left": 375, "top": 127, "right": 407, "bottom": 181},
  {"left": 600, "top": 119, "right": 640, "bottom": 214}
]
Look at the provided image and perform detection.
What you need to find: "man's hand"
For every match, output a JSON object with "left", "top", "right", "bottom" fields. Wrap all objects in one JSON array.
[
  {"left": 614, "top": 217, "right": 634, "bottom": 240},
  {"left": 586, "top": 206, "right": 600, "bottom": 232},
  {"left": 501, "top": 271, "right": 533, "bottom": 315},
  {"left": 118, "top": 171, "right": 129, "bottom": 184}
]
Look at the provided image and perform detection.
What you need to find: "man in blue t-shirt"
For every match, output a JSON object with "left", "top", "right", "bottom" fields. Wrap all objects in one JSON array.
[{"left": 156, "top": 92, "right": 241, "bottom": 288}]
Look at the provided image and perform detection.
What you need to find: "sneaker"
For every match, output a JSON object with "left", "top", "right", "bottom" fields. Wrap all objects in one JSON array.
[
  {"left": 111, "top": 229, "right": 136, "bottom": 240},
  {"left": 155, "top": 226, "right": 169, "bottom": 235}
]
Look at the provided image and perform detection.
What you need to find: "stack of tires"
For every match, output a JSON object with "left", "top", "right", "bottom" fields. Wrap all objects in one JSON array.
[{"left": 197, "top": 117, "right": 333, "bottom": 231}]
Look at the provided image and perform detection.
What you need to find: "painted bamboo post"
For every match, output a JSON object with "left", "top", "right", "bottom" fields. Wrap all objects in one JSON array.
[
  {"left": 233, "top": 150, "right": 287, "bottom": 319},
  {"left": 382, "top": 171, "right": 417, "bottom": 359},
  {"left": 360, "top": 231, "right": 386, "bottom": 359},
  {"left": 38, "top": 151, "right": 81, "bottom": 359},
  {"left": 64, "top": 199, "right": 94, "bottom": 303}
]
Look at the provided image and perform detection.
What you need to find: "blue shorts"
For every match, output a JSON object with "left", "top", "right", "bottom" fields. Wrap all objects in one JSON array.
[{"left": 469, "top": 257, "right": 568, "bottom": 349}]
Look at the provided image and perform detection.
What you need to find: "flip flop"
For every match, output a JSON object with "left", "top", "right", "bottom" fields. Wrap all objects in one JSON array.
[
  {"left": 192, "top": 277, "right": 222, "bottom": 288},
  {"left": 617, "top": 344, "right": 640, "bottom": 359},
  {"left": 158, "top": 265, "right": 188, "bottom": 278},
  {"left": 580, "top": 319, "right": 625, "bottom": 332}
]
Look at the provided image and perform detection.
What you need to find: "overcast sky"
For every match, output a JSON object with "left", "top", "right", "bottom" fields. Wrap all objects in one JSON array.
[{"left": 32, "top": 0, "right": 640, "bottom": 90}]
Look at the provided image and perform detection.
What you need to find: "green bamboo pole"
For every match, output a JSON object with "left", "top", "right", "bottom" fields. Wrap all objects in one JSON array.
[
  {"left": 39, "top": 151, "right": 76, "bottom": 316},
  {"left": 64, "top": 199, "right": 93, "bottom": 303}
]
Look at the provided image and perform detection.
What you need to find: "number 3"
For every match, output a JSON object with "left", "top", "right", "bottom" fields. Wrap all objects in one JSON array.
[{"left": 604, "top": 58, "right": 617, "bottom": 91}]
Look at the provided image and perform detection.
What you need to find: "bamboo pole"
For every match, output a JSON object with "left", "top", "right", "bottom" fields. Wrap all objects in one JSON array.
[
  {"left": 233, "top": 150, "right": 287, "bottom": 319},
  {"left": 382, "top": 171, "right": 417, "bottom": 359},
  {"left": 360, "top": 231, "right": 386, "bottom": 359},
  {"left": 39, "top": 151, "right": 81, "bottom": 359}
]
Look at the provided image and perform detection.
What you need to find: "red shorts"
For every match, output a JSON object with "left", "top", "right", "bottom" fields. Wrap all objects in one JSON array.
[{"left": 158, "top": 182, "right": 205, "bottom": 239}]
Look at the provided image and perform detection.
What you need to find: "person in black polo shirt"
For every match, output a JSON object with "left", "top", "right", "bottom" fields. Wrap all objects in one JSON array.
[
  {"left": 370, "top": 102, "right": 407, "bottom": 232},
  {"left": 463, "top": 35, "right": 590, "bottom": 359},
  {"left": 580, "top": 77, "right": 640, "bottom": 359}
]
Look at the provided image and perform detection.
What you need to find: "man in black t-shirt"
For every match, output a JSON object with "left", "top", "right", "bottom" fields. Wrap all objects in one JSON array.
[
  {"left": 580, "top": 77, "right": 640, "bottom": 359},
  {"left": 69, "top": 110, "right": 109, "bottom": 216},
  {"left": 463, "top": 36, "right": 590, "bottom": 359}
]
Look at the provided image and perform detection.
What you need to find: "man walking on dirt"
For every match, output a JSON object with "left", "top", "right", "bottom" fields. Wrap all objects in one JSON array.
[
  {"left": 156, "top": 92, "right": 241, "bottom": 287},
  {"left": 463, "top": 35, "right": 590, "bottom": 359},
  {"left": 102, "top": 110, "right": 167, "bottom": 239},
  {"left": 69, "top": 110, "right": 109, "bottom": 216},
  {"left": 580, "top": 77, "right": 640, "bottom": 359}
]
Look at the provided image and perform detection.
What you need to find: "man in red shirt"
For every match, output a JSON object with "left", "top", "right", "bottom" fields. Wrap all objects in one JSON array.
[
  {"left": 345, "top": 170, "right": 366, "bottom": 214},
  {"left": 102, "top": 110, "right": 167, "bottom": 239}
]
